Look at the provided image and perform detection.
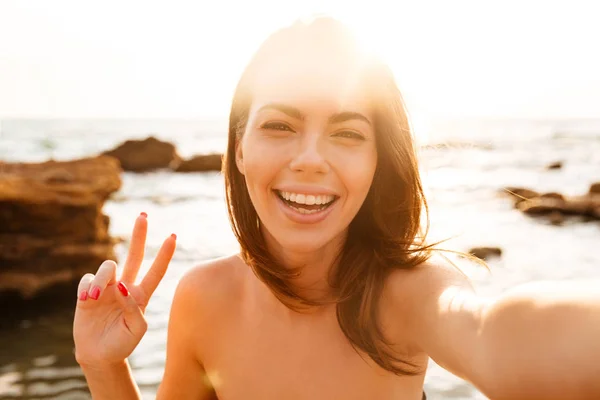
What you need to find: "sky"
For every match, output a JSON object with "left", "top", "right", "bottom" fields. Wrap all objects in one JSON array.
[{"left": 0, "top": 0, "right": 599, "bottom": 120}]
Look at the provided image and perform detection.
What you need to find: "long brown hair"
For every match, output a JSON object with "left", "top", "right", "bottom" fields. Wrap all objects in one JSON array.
[{"left": 223, "top": 16, "right": 438, "bottom": 375}]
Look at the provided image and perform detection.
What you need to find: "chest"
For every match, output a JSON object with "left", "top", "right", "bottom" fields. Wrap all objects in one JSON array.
[{"left": 202, "top": 306, "right": 421, "bottom": 400}]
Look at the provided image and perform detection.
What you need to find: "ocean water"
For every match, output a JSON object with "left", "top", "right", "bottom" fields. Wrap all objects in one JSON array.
[{"left": 1, "top": 118, "right": 599, "bottom": 399}]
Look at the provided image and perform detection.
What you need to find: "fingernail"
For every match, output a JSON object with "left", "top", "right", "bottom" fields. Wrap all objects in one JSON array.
[
  {"left": 79, "top": 290, "right": 88, "bottom": 301},
  {"left": 89, "top": 286, "right": 101, "bottom": 300},
  {"left": 171, "top": 233, "right": 177, "bottom": 240},
  {"left": 140, "top": 212, "right": 148, "bottom": 218},
  {"left": 117, "top": 281, "right": 129, "bottom": 297}
]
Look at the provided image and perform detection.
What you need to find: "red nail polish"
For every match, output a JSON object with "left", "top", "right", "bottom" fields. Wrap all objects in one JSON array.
[
  {"left": 140, "top": 212, "right": 148, "bottom": 218},
  {"left": 79, "top": 290, "right": 88, "bottom": 301},
  {"left": 171, "top": 233, "right": 177, "bottom": 240},
  {"left": 117, "top": 281, "right": 129, "bottom": 297},
  {"left": 89, "top": 286, "right": 101, "bottom": 300}
]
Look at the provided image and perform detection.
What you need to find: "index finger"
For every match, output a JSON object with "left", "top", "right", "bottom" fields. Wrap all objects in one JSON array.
[
  {"left": 120, "top": 212, "right": 148, "bottom": 285},
  {"left": 139, "top": 233, "right": 177, "bottom": 301}
]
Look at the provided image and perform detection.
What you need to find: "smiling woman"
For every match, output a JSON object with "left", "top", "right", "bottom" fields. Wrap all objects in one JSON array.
[
  {"left": 73, "top": 14, "right": 600, "bottom": 400},
  {"left": 224, "top": 18, "right": 426, "bottom": 314}
]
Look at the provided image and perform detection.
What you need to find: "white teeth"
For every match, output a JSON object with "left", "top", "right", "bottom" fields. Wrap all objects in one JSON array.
[
  {"left": 295, "top": 194, "right": 306, "bottom": 204},
  {"left": 277, "top": 191, "right": 335, "bottom": 206},
  {"left": 276, "top": 190, "right": 337, "bottom": 215}
]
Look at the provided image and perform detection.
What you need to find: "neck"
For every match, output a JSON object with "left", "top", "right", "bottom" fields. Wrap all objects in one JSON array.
[{"left": 260, "top": 226, "right": 347, "bottom": 304}]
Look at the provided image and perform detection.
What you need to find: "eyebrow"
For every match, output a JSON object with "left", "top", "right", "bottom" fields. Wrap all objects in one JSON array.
[{"left": 257, "top": 102, "right": 372, "bottom": 126}]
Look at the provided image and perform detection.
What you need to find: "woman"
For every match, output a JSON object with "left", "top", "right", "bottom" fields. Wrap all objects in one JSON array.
[{"left": 73, "top": 17, "right": 600, "bottom": 400}]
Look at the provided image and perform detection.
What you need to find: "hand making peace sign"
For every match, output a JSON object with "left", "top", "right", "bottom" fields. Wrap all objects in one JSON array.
[{"left": 72, "top": 212, "right": 176, "bottom": 369}]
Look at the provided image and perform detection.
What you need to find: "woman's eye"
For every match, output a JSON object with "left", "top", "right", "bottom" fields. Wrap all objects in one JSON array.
[
  {"left": 334, "top": 131, "right": 365, "bottom": 140},
  {"left": 261, "top": 122, "right": 293, "bottom": 132}
]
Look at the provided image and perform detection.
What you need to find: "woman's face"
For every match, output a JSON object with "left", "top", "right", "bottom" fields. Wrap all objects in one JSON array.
[{"left": 236, "top": 54, "right": 378, "bottom": 254}]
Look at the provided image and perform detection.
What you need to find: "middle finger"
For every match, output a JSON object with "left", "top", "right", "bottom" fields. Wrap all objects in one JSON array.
[{"left": 139, "top": 233, "right": 177, "bottom": 302}]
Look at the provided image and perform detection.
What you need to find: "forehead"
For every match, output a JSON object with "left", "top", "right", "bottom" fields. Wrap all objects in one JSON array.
[{"left": 249, "top": 50, "right": 373, "bottom": 115}]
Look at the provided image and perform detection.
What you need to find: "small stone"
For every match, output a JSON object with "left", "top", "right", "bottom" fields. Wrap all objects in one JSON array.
[
  {"left": 545, "top": 161, "right": 563, "bottom": 170},
  {"left": 468, "top": 247, "right": 502, "bottom": 261}
]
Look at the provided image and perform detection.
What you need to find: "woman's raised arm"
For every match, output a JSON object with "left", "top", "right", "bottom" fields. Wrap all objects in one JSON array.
[
  {"left": 472, "top": 279, "right": 600, "bottom": 399},
  {"left": 73, "top": 213, "right": 177, "bottom": 399},
  {"left": 384, "top": 257, "right": 600, "bottom": 400}
]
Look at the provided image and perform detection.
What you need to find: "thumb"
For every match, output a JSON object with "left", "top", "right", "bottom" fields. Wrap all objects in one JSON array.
[{"left": 114, "top": 281, "right": 148, "bottom": 338}]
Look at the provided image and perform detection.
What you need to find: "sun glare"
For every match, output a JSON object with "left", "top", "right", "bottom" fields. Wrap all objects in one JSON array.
[{"left": 1, "top": 1, "right": 598, "bottom": 120}]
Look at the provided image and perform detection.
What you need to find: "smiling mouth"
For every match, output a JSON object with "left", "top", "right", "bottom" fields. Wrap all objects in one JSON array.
[{"left": 274, "top": 190, "right": 339, "bottom": 215}]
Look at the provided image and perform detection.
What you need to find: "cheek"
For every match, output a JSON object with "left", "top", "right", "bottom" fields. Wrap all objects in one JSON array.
[
  {"left": 338, "top": 149, "right": 377, "bottom": 198},
  {"left": 241, "top": 141, "right": 281, "bottom": 193}
]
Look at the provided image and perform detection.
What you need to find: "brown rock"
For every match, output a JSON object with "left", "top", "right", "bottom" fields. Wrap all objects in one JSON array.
[
  {"left": 469, "top": 247, "right": 502, "bottom": 260},
  {"left": 545, "top": 161, "right": 563, "bottom": 170},
  {"left": 0, "top": 156, "right": 121, "bottom": 299},
  {"left": 40, "top": 168, "right": 76, "bottom": 184},
  {"left": 502, "top": 187, "right": 540, "bottom": 205},
  {"left": 174, "top": 153, "right": 222, "bottom": 172},
  {"left": 102, "top": 136, "right": 181, "bottom": 172},
  {"left": 540, "top": 192, "right": 565, "bottom": 201},
  {"left": 590, "top": 182, "right": 600, "bottom": 195},
  {"left": 548, "top": 211, "right": 565, "bottom": 225},
  {"left": 517, "top": 195, "right": 600, "bottom": 220},
  {"left": 517, "top": 197, "right": 563, "bottom": 214},
  {"left": 0, "top": 156, "right": 120, "bottom": 201},
  {"left": 0, "top": 156, "right": 121, "bottom": 239}
]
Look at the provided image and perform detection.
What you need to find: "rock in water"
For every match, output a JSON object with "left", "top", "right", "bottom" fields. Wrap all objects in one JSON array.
[
  {"left": 174, "top": 154, "right": 222, "bottom": 172},
  {"left": 545, "top": 161, "right": 563, "bottom": 170},
  {"left": 548, "top": 211, "right": 565, "bottom": 226},
  {"left": 502, "top": 183, "right": 600, "bottom": 223},
  {"left": 517, "top": 195, "right": 599, "bottom": 219},
  {"left": 0, "top": 156, "right": 122, "bottom": 300},
  {"left": 468, "top": 247, "right": 502, "bottom": 260},
  {"left": 501, "top": 187, "right": 540, "bottom": 205},
  {"left": 102, "top": 136, "right": 181, "bottom": 172}
]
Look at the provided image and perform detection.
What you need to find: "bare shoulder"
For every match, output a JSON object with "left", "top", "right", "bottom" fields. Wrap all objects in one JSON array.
[
  {"left": 383, "top": 252, "right": 475, "bottom": 304},
  {"left": 175, "top": 254, "right": 249, "bottom": 311},
  {"left": 380, "top": 253, "right": 477, "bottom": 350}
]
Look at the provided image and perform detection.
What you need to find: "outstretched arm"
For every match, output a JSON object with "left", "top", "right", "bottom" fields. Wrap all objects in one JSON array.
[
  {"left": 386, "top": 258, "right": 600, "bottom": 400},
  {"left": 473, "top": 280, "right": 600, "bottom": 399}
]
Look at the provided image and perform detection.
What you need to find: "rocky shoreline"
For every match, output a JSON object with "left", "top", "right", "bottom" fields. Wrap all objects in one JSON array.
[
  {"left": 502, "top": 182, "right": 600, "bottom": 225},
  {"left": 1, "top": 135, "right": 598, "bottom": 307},
  {"left": 0, "top": 156, "right": 121, "bottom": 301},
  {"left": 101, "top": 136, "right": 222, "bottom": 172},
  {"left": 0, "top": 135, "right": 223, "bottom": 308}
]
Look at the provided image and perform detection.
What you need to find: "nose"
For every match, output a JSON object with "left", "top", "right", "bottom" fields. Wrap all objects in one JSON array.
[{"left": 288, "top": 132, "right": 330, "bottom": 175}]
